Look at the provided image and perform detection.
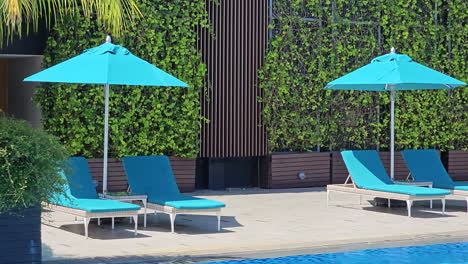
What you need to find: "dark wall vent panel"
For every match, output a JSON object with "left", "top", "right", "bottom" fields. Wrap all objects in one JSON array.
[{"left": 198, "top": 0, "right": 268, "bottom": 158}]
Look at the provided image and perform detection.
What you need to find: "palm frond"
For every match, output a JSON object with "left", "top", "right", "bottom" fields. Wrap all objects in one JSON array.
[{"left": 0, "top": 0, "right": 141, "bottom": 47}]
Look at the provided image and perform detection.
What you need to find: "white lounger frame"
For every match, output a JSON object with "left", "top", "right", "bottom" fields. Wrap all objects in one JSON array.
[
  {"left": 449, "top": 190, "right": 468, "bottom": 212},
  {"left": 406, "top": 173, "right": 468, "bottom": 212},
  {"left": 44, "top": 203, "right": 139, "bottom": 238},
  {"left": 147, "top": 202, "right": 222, "bottom": 233},
  {"left": 327, "top": 176, "right": 446, "bottom": 217}
]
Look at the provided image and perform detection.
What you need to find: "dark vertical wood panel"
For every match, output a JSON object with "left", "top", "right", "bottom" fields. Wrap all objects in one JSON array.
[
  {"left": 199, "top": 0, "right": 268, "bottom": 158},
  {"left": 0, "top": 60, "right": 8, "bottom": 112},
  {"left": 228, "top": 0, "right": 233, "bottom": 157},
  {"left": 246, "top": 0, "right": 252, "bottom": 157}
]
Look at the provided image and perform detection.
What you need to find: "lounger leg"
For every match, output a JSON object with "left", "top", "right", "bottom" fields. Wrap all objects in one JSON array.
[
  {"left": 97, "top": 218, "right": 101, "bottom": 226},
  {"left": 466, "top": 197, "right": 468, "bottom": 213},
  {"left": 129, "top": 216, "right": 132, "bottom": 224},
  {"left": 430, "top": 200, "right": 433, "bottom": 209},
  {"left": 169, "top": 213, "right": 176, "bottom": 233},
  {"left": 133, "top": 215, "right": 138, "bottom": 236},
  {"left": 143, "top": 200, "right": 147, "bottom": 228},
  {"left": 406, "top": 200, "right": 413, "bottom": 217},
  {"left": 217, "top": 211, "right": 221, "bottom": 232},
  {"left": 111, "top": 217, "right": 114, "bottom": 229},
  {"left": 441, "top": 199, "right": 445, "bottom": 215},
  {"left": 84, "top": 217, "right": 91, "bottom": 238},
  {"left": 388, "top": 199, "right": 391, "bottom": 208}
]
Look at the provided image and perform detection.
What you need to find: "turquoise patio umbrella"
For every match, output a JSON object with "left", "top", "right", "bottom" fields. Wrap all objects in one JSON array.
[
  {"left": 25, "top": 36, "right": 189, "bottom": 193},
  {"left": 324, "top": 48, "right": 466, "bottom": 179}
]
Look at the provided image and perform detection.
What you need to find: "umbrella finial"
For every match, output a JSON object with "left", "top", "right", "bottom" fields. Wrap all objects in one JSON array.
[
  {"left": 390, "top": 47, "right": 396, "bottom": 54},
  {"left": 106, "top": 35, "right": 112, "bottom": 44}
]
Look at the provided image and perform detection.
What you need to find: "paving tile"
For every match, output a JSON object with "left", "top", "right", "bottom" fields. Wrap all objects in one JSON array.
[{"left": 42, "top": 188, "right": 468, "bottom": 263}]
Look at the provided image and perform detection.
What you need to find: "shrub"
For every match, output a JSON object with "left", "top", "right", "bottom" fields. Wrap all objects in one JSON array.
[{"left": 0, "top": 118, "right": 69, "bottom": 213}]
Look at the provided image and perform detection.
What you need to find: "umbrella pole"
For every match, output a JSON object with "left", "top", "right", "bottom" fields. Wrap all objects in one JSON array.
[
  {"left": 390, "top": 88, "right": 395, "bottom": 180},
  {"left": 103, "top": 84, "right": 110, "bottom": 194}
]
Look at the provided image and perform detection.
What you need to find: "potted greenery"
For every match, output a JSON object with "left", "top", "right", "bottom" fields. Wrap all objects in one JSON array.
[{"left": 0, "top": 118, "right": 68, "bottom": 264}]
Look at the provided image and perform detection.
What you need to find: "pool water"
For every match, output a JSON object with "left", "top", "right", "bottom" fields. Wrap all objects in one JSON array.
[{"left": 201, "top": 242, "right": 468, "bottom": 264}]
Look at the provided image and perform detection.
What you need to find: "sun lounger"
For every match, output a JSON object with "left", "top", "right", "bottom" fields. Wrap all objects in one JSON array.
[
  {"left": 402, "top": 149, "right": 468, "bottom": 212},
  {"left": 327, "top": 150, "right": 450, "bottom": 217},
  {"left": 122, "top": 155, "right": 225, "bottom": 233},
  {"left": 47, "top": 157, "right": 140, "bottom": 238}
]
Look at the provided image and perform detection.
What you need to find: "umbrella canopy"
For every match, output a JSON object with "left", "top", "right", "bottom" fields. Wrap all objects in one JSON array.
[
  {"left": 324, "top": 48, "right": 466, "bottom": 179},
  {"left": 25, "top": 36, "right": 189, "bottom": 193},
  {"left": 24, "top": 40, "right": 188, "bottom": 87},
  {"left": 326, "top": 51, "right": 465, "bottom": 91}
]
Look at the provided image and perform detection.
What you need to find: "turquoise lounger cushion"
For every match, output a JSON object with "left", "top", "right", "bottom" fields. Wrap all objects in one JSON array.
[
  {"left": 53, "top": 171, "right": 140, "bottom": 213},
  {"left": 66, "top": 157, "right": 99, "bottom": 199},
  {"left": 123, "top": 155, "right": 181, "bottom": 197},
  {"left": 60, "top": 198, "right": 140, "bottom": 213},
  {"left": 341, "top": 150, "right": 394, "bottom": 188},
  {"left": 149, "top": 194, "right": 225, "bottom": 209},
  {"left": 453, "top": 183, "right": 468, "bottom": 191},
  {"left": 401, "top": 149, "right": 455, "bottom": 189},
  {"left": 365, "top": 184, "right": 450, "bottom": 196},
  {"left": 122, "top": 155, "right": 225, "bottom": 210},
  {"left": 341, "top": 150, "right": 449, "bottom": 197}
]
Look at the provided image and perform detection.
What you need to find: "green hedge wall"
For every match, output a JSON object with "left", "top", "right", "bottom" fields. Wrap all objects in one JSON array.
[
  {"left": 35, "top": 0, "right": 207, "bottom": 158},
  {"left": 260, "top": 0, "right": 467, "bottom": 152}
]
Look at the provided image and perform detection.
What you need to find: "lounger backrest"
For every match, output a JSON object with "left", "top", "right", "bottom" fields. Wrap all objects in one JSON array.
[
  {"left": 401, "top": 149, "right": 454, "bottom": 188},
  {"left": 341, "top": 150, "right": 393, "bottom": 187},
  {"left": 66, "top": 157, "right": 99, "bottom": 199},
  {"left": 50, "top": 170, "right": 78, "bottom": 206},
  {"left": 122, "top": 155, "right": 181, "bottom": 197}
]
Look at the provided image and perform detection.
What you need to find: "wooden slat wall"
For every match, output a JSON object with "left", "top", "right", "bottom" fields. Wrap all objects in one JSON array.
[
  {"left": 80, "top": 151, "right": 466, "bottom": 192},
  {"left": 198, "top": 0, "right": 268, "bottom": 158},
  {"left": 87, "top": 157, "right": 196, "bottom": 193},
  {"left": 331, "top": 151, "right": 410, "bottom": 183},
  {"left": 88, "top": 158, "right": 126, "bottom": 192},
  {"left": 169, "top": 157, "right": 196, "bottom": 192},
  {"left": 448, "top": 150, "right": 468, "bottom": 181},
  {"left": 378, "top": 152, "right": 410, "bottom": 181},
  {"left": 268, "top": 153, "right": 331, "bottom": 188},
  {"left": 331, "top": 152, "right": 348, "bottom": 184}
]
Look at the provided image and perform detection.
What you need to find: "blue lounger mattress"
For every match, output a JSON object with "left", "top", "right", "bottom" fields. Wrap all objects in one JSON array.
[
  {"left": 364, "top": 184, "right": 450, "bottom": 196},
  {"left": 55, "top": 157, "right": 141, "bottom": 213},
  {"left": 341, "top": 150, "right": 450, "bottom": 197},
  {"left": 150, "top": 194, "right": 225, "bottom": 210},
  {"left": 453, "top": 184, "right": 468, "bottom": 191},
  {"left": 57, "top": 198, "right": 141, "bottom": 213},
  {"left": 402, "top": 150, "right": 468, "bottom": 192},
  {"left": 122, "top": 155, "right": 226, "bottom": 210}
]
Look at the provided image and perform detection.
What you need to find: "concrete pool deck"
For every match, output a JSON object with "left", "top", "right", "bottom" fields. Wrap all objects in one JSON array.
[{"left": 43, "top": 187, "right": 468, "bottom": 263}]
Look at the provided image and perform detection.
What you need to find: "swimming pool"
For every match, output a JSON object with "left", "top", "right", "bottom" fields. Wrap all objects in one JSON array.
[{"left": 200, "top": 242, "right": 468, "bottom": 264}]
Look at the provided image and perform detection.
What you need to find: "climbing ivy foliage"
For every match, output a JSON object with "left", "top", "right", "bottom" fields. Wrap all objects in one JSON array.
[
  {"left": 260, "top": 0, "right": 467, "bottom": 153},
  {"left": 35, "top": 0, "right": 207, "bottom": 158}
]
